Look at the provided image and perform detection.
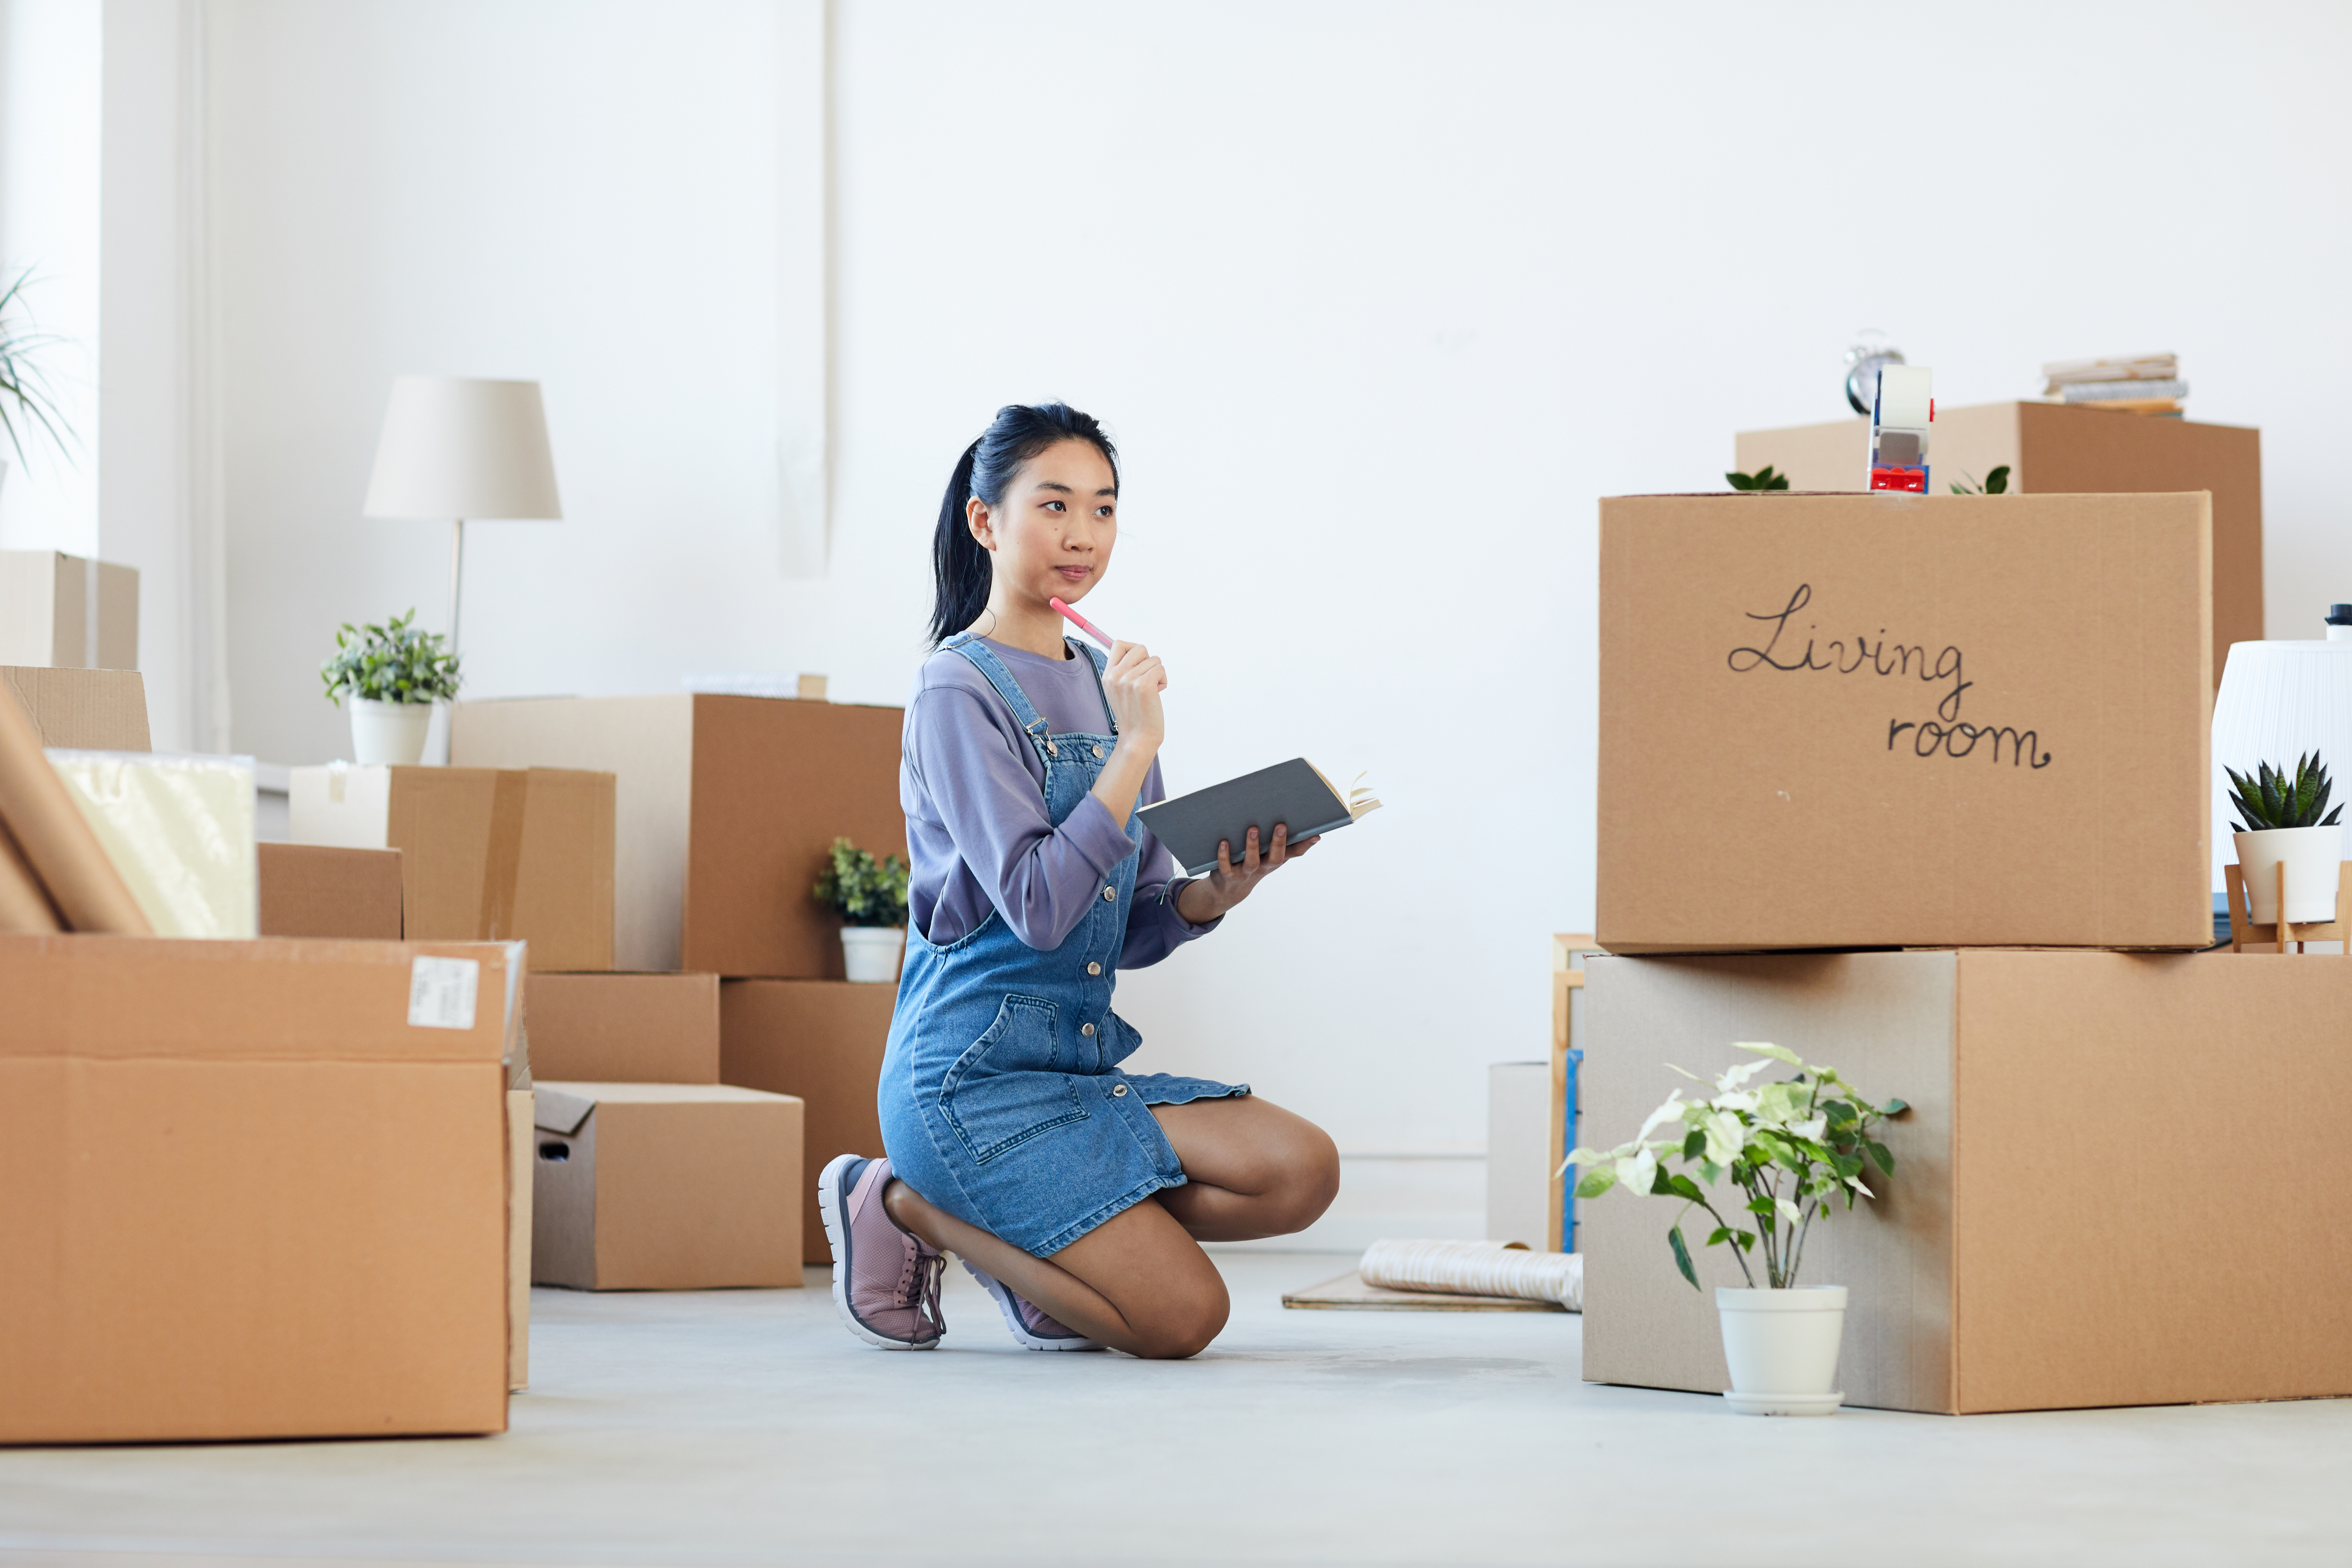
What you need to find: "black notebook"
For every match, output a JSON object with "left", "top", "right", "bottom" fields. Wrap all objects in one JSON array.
[{"left": 1137, "top": 758, "right": 1381, "bottom": 876}]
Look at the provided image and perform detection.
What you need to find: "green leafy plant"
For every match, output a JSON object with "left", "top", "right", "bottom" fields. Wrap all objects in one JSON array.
[
  {"left": 2226, "top": 752, "right": 2343, "bottom": 833},
  {"left": 318, "top": 609, "right": 462, "bottom": 707},
  {"left": 1566, "top": 1043, "right": 1907, "bottom": 1290},
  {"left": 1725, "top": 465, "right": 1790, "bottom": 492},
  {"left": 0, "top": 268, "right": 75, "bottom": 468},
  {"left": 813, "top": 837, "right": 910, "bottom": 928},
  {"left": 1949, "top": 465, "right": 2012, "bottom": 496}
]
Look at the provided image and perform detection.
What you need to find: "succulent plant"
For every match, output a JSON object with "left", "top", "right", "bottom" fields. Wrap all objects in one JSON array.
[
  {"left": 2226, "top": 752, "right": 2344, "bottom": 833},
  {"left": 1725, "top": 465, "right": 1790, "bottom": 492}
]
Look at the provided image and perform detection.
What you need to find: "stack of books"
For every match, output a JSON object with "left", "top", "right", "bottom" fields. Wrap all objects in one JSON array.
[{"left": 2041, "top": 352, "right": 2186, "bottom": 415}]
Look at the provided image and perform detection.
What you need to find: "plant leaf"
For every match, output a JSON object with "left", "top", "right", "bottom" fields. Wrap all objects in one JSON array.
[{"left": 1668, "top": 1224, "right": 1700, "bottom": 1290}]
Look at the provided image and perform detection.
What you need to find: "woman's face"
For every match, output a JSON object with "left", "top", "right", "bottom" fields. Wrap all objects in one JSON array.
[{"left": 968, "top": 439, "right": 1118, "bottom": 608}]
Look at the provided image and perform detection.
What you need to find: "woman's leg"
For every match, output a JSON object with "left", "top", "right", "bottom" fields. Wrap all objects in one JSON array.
[
  {"left": 1149, "top": 1095, "right": 1342, "bottom": 1242},
  {"left": 884, "top": 1182, "right": 1227, "bottom": 1360}
]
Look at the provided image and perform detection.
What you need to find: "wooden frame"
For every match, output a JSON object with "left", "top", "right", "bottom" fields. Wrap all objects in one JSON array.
[
  {"left": 1546, "top": 933, "right": 1598, "bottom": 1254},
  {"left": 2223, "top": 861, "right": 2352, "bottom": 954}
]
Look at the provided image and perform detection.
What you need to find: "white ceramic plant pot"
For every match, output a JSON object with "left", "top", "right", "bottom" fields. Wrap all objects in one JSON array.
[
  {"left": 1716, "top": 1286, "right": 1847, "bottom": 1416},
  {"left": 2233, "top": 825, "right": 2344, "bottom": 926},
  {"left": 349, "top": 697, "right": 433, "bottom": 766},
  {"left": 840, "top": 925, "right": 906, "bottom": 984}
]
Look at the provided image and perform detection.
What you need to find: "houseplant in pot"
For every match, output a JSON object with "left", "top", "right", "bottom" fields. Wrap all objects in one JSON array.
[
  {"left": 2226, "top": 752, "right": 2345, "bottom": 927},
  {"left": 318, "top": 609, "right": 461, "bottom": 765},
  {"left": 813, "top": 836, "right": 910, "bottom": 983},
  {"left": 1568, "top": 1042, "right": 1906, "bottom": 1416}
]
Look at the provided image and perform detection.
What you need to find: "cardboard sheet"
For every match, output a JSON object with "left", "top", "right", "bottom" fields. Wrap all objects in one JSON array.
[
  {"left": 527, "top": 971, "right": 720, "bottom": 1083},
  {"left": 0, "top": 666, "right": 151, "bottom": 750},
  {"left": 257, "top": 842, "right": 404, "bottom": 939},
  {"left": 1596, "top": 491, "right": 2212, "bottom": 952}
]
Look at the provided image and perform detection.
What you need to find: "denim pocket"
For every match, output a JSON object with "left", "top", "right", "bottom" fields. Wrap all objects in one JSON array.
[{"left": 940, "top": 994, "right": 1089, "bottom": 1164}]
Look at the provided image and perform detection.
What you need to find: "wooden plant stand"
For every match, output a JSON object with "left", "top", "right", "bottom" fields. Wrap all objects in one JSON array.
[{"left": 2223, "top": 860, "right": 2352, "bottom": 954}]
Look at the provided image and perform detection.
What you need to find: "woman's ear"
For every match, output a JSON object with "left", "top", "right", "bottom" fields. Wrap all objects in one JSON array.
[{"left": 965, "top": 494, "right": 995, "bottom": 551}]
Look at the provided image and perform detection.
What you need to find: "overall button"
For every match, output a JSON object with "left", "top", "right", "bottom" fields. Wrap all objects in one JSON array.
[
  {"left": 1081, "top": 1022, "right": 1096, "bottom": 1037},
  {"left": 1111, "top": 1083, "right": 1129, "bottom": 1098},
  {"left": 1092, "top": 744, "right": 1104, "bottom": 758},
  {"left": 1102, "top": 886, "right": 1116, "bottom": 901},
  {"left": 1086, "top": 961, "right": 1101, "bottom": 976}
]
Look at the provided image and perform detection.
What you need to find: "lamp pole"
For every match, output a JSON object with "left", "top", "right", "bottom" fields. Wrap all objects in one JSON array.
[{"left": 448, "top": 517, "right": 466, "bottom": 654}]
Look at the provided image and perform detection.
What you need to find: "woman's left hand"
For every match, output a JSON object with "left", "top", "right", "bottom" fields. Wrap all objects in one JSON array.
[{"left": 1174, "top": 824, "right": 1317, "bottom": 924}]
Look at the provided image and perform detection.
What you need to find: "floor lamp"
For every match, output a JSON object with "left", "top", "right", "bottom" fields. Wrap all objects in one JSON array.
[{"left": 361, "top": 377, "right": 564, "bottom": 656}]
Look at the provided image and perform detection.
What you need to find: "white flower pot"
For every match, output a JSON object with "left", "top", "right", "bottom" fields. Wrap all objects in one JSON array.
[
  {"left": 1716, "top": 1286, "right": 1847, "bottom": 1416},
  {"left": 840, "top": 925, "right": 906, "bottom": 984},
  {"left": 2233, "top": 825, "right": 2343, "bottom": 926},
  {"left": 349, "top": 697, "right": 433, "bottom": 766}
]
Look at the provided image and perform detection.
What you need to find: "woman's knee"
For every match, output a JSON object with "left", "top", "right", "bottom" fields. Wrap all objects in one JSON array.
[
  {"left": 1129, "top": 1272, "right": 1230, "bottom": 1359},
  {"left": 1260, "top": 1122, "right": 1341, "bottom": 1236}
]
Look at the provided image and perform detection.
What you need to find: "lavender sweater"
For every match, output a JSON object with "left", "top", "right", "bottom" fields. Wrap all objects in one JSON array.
[{"left": 901, "top": 638, "right": 1219, "bottom": 965}]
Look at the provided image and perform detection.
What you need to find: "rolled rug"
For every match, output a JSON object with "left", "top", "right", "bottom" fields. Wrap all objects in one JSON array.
[
  {"left": 0, "top": 684, "right": 151, "bottom": 934},
  {"left": 0, "top": 820, "right": 63, "bottom": 933},
  {"left": 1358, "top": 1238, "right": 1583, "bottom": 1310}
]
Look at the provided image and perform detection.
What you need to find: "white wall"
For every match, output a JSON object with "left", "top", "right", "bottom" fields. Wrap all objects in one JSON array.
[{"left": 139, "top": 2, "right": 2352, "bottom": 1203}]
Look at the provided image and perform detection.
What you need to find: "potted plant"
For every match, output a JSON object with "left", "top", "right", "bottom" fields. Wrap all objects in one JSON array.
[
  {"left": 813, "top": 836, "right": 910, "bottom": 983},
  {"left": 2226, "top": 752, "right": 2345, "bottom": 927},
  {"left": 1568, "top": 1042, "right": 1906, "bottom": 1416},
  {"left": 318, "top": 609, "right": 462, "bottom": 766}
]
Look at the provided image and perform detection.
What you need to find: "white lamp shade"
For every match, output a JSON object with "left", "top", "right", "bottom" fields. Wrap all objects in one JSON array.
[
  {"left": 362, "top": 376, "right": 563, "bottom": 520},
  {"left": 2210, "top": 639, "right": 2352, "bottom": 890}
]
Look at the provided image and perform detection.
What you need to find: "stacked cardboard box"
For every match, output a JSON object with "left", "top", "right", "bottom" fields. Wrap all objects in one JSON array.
[
  {"left": 1579, "top": 490, "right": 2351, "bottom": 1413},
  {"left": 453, "top": 691, "right": 906, "bottom": 1270}
]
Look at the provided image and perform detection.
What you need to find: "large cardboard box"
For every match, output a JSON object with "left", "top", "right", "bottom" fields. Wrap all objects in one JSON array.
[
  {"left": 1736, "top": 402, "right": 2259, "bottom": 690},
  {"left": 289, "top": 764, "right": 615, "bottom": 971},
  {"left": 0, "top": 934, "right": 518, "bottom": 1443},
  {"left": 450, "top": 694, "right": 904, "bottom": 976},
  {"left": 1597, "top": 492, "right": 2212, "bottom": 953},
  {"left": 257, "top": 842, "right": 404, "bottom": 939},
  {"left": 1, "top": 666, "right": 149, "bottom": 750},
  {"left": 530, "top": 1081, "right": 803, "bottom": 1289},
  {"left": 0, "top": 551, "right": 138, "bottom": 670},
  {"left": 720, "top": 979, "right": 894, "bottom": 1264},
  {"left": 526, "top": 971, "right": 719, "bottom": 1083},
  {"left": 1580, "top": 948, "right": 2352, "bottom": 1414}
]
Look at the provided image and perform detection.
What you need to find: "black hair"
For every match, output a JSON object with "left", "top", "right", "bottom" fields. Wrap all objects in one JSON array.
[{"left": 930, "top": 401, "right": 1119, "bottom": 646}]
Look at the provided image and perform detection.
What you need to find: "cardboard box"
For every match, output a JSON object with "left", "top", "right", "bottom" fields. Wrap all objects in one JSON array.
[
  {"left": 1486, "top": 1062, "right": 1552, "bottom": 1251},
  {"left": 526, "top": 971, "right": 719, "bottom": 1083},
  {"left": 257, "top": 842, "right": 404, "bottom": 939},
  {"left": 1736, "top": 402, "right": 2259, "bottom": 690},
  {"left": 0, "top": 933, "right": 518, "bottom": 1443},
  {"left": 1580, "top": 948, "right": 2352, "bottom": 1414},
  {"left": 530, "top": 1081, "right": 802, "bottom": 1289},
  {"left": 450, "top": 694, "right": 903, "bottom": 976},
  {"left": 1, "top": 666, "right": 150, "bottom": 750},
  {"left": 507, "top": 1088, "right": 533, "bottom": 1392},
  {"left": 720, "top": 979, "right": 893, "bottom": 1263},
  {"left": 289, "top": 764, "right": 615, "bottom": 971},
  {"left": 1597, "top": 492, "right": 2212, "bottom": 953},
  {"left": 0, "top": 551, "right": 138, "bottom": 670}
]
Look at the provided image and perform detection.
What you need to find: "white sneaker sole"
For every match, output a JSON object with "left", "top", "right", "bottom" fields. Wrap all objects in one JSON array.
[
  {"left": 960, "top": 1259, "right": 1106, "bottom": 1351},
  {"left": 818, "top": 1153, "right": 940, "bottom": 1352}
]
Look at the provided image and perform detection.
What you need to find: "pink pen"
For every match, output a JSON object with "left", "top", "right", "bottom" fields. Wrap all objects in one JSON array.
[{"left": 1049, "top": 597, "right": 1116, "bottom": 649}]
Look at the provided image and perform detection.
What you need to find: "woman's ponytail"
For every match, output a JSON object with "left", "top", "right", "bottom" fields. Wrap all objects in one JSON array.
[
  {"left": 926, "top": 402, "right": 1118, "bottom": 647},
  {"left": 929, "top": 440, "right": 989, "bottom": 646}
]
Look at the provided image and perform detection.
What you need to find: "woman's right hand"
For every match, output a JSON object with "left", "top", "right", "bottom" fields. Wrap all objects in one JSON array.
[{"left": 1102, "top": 640, "right": 1167, "bottom": 751}]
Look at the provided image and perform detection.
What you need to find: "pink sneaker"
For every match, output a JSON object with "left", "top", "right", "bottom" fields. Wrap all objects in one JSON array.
[
  {"left": 961, "top": 1260, "right": 1105, "bottom": 1351},
  {"left": 818, "top": 1154, "right": 944, "bottom": 1350}
]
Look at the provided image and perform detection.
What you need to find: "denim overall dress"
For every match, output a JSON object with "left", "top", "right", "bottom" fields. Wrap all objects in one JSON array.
[{"left": 877, "top": 633, "right": 1249, "bottom": 1257}]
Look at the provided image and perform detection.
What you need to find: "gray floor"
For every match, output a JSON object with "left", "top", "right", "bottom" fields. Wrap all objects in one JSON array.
[{"left": 0, "top": 1253, "right": 2346, "bottom": 1567}]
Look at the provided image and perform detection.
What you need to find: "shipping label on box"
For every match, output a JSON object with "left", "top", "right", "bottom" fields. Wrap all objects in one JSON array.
[{"left": 1596, "top": 492, "right": 2213, "bottom": 952}]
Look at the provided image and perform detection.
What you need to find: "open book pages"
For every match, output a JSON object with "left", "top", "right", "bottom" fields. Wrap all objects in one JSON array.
[{"left": 1137, "top": 757, "right": 1381, "bottom": 876}]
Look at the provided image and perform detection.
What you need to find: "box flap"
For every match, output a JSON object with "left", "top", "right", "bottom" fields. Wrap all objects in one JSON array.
[
  {"left": 532, "top": 1078, "right": 799, "bottom": 1108},
  {"left": 533, "top": 1084, "right": 596, "bottom": 1135}
]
